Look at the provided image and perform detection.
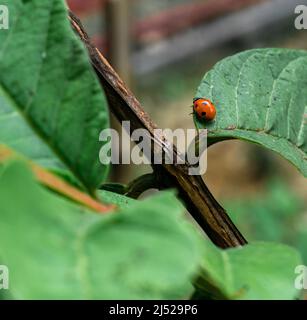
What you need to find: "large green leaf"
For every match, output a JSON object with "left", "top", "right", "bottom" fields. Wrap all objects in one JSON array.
[
  {"left": 0, "top": 0, "right": 109, "bottom": 190},
  {"left": 195, "top": 49, "right": 307, "bottom": 176},
  {"left": 194, "top": 241, "right": 302, "bottom": 300},
  {"left": 0, "top": 161, "right": 202, "bottom": 299}
]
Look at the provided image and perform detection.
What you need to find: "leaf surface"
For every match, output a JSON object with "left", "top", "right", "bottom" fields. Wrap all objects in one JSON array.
[
  {"left": 0, "top": 161, "right": 202, "bottom": 299},
  {"left": 195, "top": 49, "right": 307, "bottom": 176},
  {"left": 0, "top": 0, "right": 109, "bottom": 189},
  {"left": 194, "top": 241, "right": 302, "bottom": 300}
]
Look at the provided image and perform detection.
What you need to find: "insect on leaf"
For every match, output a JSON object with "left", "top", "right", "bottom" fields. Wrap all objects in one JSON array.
[{"left": 195, "top": 49, "right": 307, "bottom": 177}]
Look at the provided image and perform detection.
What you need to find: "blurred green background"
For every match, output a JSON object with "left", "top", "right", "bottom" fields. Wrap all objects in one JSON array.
[{"left": 67, "top": 0, "right": 307, "bottom": 264}]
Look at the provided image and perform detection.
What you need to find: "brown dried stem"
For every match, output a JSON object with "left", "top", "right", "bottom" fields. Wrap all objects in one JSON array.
[{"left": 68, "top": 11, "right": 247, "bottom": 248}]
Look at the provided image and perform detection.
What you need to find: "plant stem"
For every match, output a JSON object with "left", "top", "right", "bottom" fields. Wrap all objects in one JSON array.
[
  {"left": 125, "top": 173, "right": 158, "bottom": 198},
  {"left": 68, "top": 11, "right": 247, "bottom": 248}
]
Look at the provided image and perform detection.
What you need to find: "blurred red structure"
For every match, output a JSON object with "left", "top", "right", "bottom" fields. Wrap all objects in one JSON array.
[
  {"left": 67, "top": 0, "right": 266, "bottom": 50},
  {"left": 67, "top": 0, "right": 106, "bottom": 16},
  {"left": 67, "top": 0, "right": 267, "bottom": 57}
]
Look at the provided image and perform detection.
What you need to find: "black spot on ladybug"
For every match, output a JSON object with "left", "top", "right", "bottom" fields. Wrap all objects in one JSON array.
[{"left": 201, "top": 112, "right": 206, "bottom": 117}]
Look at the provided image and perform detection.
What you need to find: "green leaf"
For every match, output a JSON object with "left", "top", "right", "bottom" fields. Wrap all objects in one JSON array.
[
  {"left": 0, "top": 0, "right": 109, "bottom": 190},
  {"left": 194, "top": 241, "right": 302, "bottom": 300},
  {"left": 195, "top": 49, "right": 307, "bottom": 176},
  {"left": 0, "top": 161, "right": 202, "bottom": 299},
  {"left": 98, "top": 189, "right": 135, "bottom": 210}
]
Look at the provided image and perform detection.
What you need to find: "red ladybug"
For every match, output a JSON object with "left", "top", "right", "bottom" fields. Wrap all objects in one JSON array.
[{"left": 193, "top": 98, "right": 216, "bottom": 122}]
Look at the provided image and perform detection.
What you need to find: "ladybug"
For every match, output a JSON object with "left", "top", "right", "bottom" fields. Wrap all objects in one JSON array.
[{"left": 193, "top": 98, "right": 216, "bottom": 122}]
